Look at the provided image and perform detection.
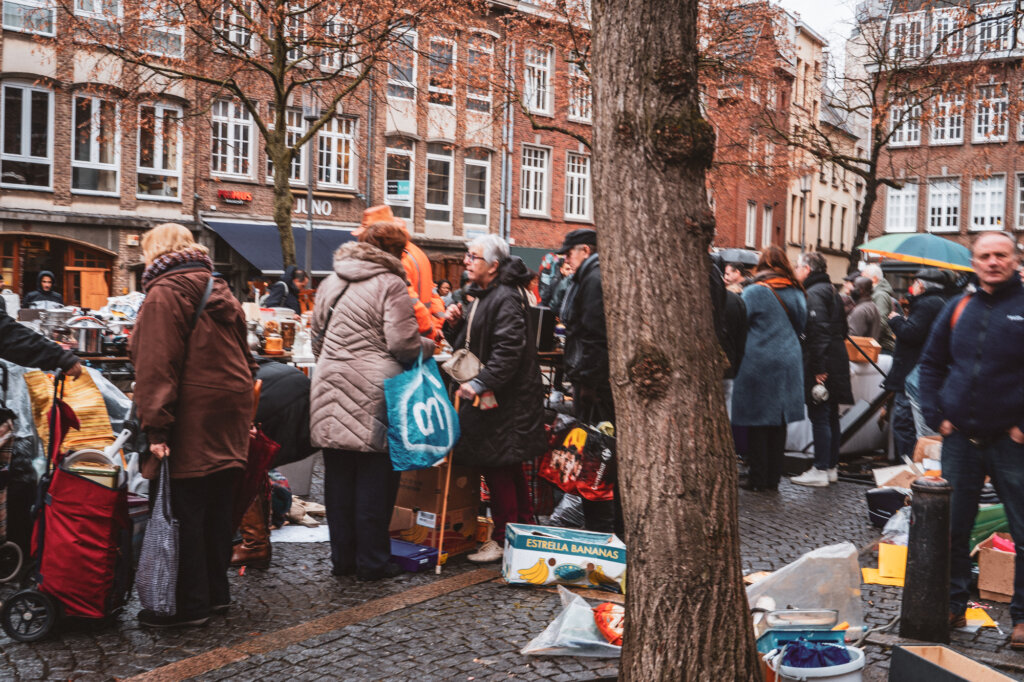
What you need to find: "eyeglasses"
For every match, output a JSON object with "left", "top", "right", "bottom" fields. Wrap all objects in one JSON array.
[{"left": 464, "top": 252, "right": 486, "bottom": 264}]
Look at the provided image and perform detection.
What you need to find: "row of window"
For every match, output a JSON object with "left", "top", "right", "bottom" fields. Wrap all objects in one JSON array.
[
  {"left": 885, "top": 175, "right": 1024, "bottom": 233},
  {"left": 890, "top": 4, "right": 1020, "bottom": 60},
  {"left": 744, "top": 202, "right": 774, "bottom": 249},
  {"left": 890, "top": 84, "right": 1024, "bottom": 147}
]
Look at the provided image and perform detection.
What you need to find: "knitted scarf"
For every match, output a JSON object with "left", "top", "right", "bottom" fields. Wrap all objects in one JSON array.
[{"left": 142, "top": 248, "right": 213, "bottom": 291}]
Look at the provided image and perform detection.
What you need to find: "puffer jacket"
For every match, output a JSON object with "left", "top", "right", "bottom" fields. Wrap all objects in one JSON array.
[
  {"left": 23, "top": 270, "right": 63, "bottom": 307},
  {"left": 443, "top": 257, "right": 547, "bottom": 468},
  {"left": 310, "top": 242, "right": 433, "bottom": 453},
  {"left": 802, "top": 271, "right": 854, "bottom": 405}
]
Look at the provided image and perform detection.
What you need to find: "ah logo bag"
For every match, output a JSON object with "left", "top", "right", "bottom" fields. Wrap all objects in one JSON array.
[{"left": 384, "top": 351, "right": 460, "bottom": 470}]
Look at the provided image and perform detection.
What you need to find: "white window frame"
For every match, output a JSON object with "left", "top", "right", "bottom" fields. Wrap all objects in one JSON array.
[
  {"left": 976, "top": 3, "right": 1012, "bottom": 53},
  {"left": 463, "top": 151, "right": 490, "bottom": 228},
  {"left": 890, "top": 14, "right": 923, "bottom": 61},
  {"left": 745, "top": 201, "right": 757, "bottom": 247},
  {"left": 317, "top": 116, "right": 356, "bottom": 189},
  {"left": 466, "top": 36, "right": 493, "bottom": 114},
  {"left": 933, "top": 10, "right": 966, "bottom": 56},
  {"left": 927, "top": 178, "right": 960, "bottom": 233},
  {"left": 284, "top": 1, "right": 307, "bottom": 63},
  {"left": 387, "top": 28, "right": 416, "bottom": 100},
  {"left": 427, "top": 36, "right": 456, "bottom": 107},
  {"left": 141, "top": 3, "right": 184, "bottom": 57},
  {"left": 524, "top": 45, "right": 553, "bottom": 116},
  {"left": 885, "top": 182, "right": 918, "bottom": 233},
  {"left": 564, "top": 151, "right": 591, "bottom": 221},
  {"left": 974, "top": 83, "right": 1008, "bottom": 143},
  {"left": 214, "top": 0, "right": 256, "bottom": 53},
  {"left": 890, "top": 102, "right": 921, "bottom": 146},
  {"left": 2, "top": 0, "right": 55, "bottom": 36},
  {"left": 930, "top": 93, "right": 964, "bottom": 145},
  {"left": 971, "top": 175, "right": 1005, "bottom": 230},
  {"left": 1016, "top": 174, "right": 1024, "bottom": 229},
  {"left": 73, "top": 0, "right": 120, "bottom": 22},
  {"left": 266, "top": 107, "right": 306, "bottom": 185},
  {"left": 136, "top": 103, "right": 182, "bottom": 202},
  {"left": 1, "top": 82, "right": 54, "bottom": 191},
  {"left": 519, "top": 144, "right": 550, "bottom": 217},
  {"left": 384, "top": 140, "right": 414, "bottom": 220},
  {"left": 71, "top": 94, "right": 120, "bottom": 196},
  {"left": 424, "top": 143, "right": 453, "bottom": 224},
  {"left": 567, "top": 52, "right": 592, "bottom": 124},
  {"left": 761, "top": 205, "right": 773, "bottom": 248},
  {"left": 210, "top": 99, "right": 255, "bottom": 179},
  {"left": 321, "top": 14, "right": 357, "bottom": 73}
]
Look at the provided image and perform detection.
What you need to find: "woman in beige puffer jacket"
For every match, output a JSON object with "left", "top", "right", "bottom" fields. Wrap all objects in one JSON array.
[{"left": 311, "top": 224, "right": 433, "bottom": 580}]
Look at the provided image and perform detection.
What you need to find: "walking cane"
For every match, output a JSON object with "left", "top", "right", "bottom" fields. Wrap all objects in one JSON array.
[{"left": 435, "top": 393, "right": 460, "bottom": 575}]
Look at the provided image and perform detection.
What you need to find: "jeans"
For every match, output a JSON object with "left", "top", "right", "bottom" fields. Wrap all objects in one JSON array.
[
  {"left": 323, "top": 450, "right": 400, "bottom": 575},
  {"left": 943, "top": 432, "right": 1024, "bottom": 624},
  {"left": 808, "top": 401, "right": 840, "bottom": 471},
  {"left": 891, "top": 392, "right": 918, "bottom": 460}
]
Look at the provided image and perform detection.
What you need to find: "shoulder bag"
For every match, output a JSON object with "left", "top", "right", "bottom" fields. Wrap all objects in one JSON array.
[{"left": 441, "top": 298, "right": 482, "bottom": 383}]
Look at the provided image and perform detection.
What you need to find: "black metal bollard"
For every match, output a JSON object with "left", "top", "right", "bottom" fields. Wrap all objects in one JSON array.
[{"left": 900, "top": 476, "right": 952, "bottom": 643}]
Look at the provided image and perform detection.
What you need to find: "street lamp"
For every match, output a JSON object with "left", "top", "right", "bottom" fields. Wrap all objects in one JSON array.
[
  {"left": 799, "top": 173, "right": 812, "bottom": 254},
  {"left": 302, "top": 84, "right": 321, "bottom": 276}
]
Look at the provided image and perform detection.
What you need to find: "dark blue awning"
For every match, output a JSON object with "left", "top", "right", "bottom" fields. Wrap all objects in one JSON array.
[{"left": 204, "top": 220, "right": 354, "bottom": 276}]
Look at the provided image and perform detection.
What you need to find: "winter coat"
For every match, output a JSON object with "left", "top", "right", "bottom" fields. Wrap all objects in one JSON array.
[
  {"left": 848, "top": 300, "right": 882, "bottom": 340},
  {"left": 0, "top": 311, "right": 78, "bottom": 371},
  {"left": 130, "top": 264, "right": 257, "bottom": 480},
  {"left": 23, "top": 270, "right": 63, "bottom": 307},
  {"left": 872, "top": 277, "right": 897, "bottom": 352},
  {"left": 444, "top": 257, "right": 547, "bottom": 468},
  {"left": 883, "top": 287, "right": 950, "bottom": 392},
  {"left": 918, "top": 273, "right": 1024, "bottom": 435},
  {"left": 255, "top": 359, "right": 315, "bottom": 468},
  {"left": 802, "top": 272, "right": 854, "bottom": 405},
  {"left": 262, "top": 265, "right": 302, "bottom": 314},
  {"left": 403, "top": 241, "right": 445, "bottom": 338},
  {"left": 310, "top": 242, "right": 432, "bottom": 453},
  {"left": 561, "top": 254, "right": 609, "bottom": 392},
  {"left": 710, "top": 261, "right": 748, "bottom": 379},
  {"left": 731, "top": 277, "right": 807, "bottom": 426}
]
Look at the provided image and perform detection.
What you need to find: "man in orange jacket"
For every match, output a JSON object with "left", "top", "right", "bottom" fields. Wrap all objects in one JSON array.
[{"left": 358, "top": 206, "right": 445, "bottom": 339}]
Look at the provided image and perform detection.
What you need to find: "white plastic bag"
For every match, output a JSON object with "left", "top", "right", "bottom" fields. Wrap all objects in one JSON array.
[
  {"left": 881, "top": 506, "right": 911, "bottom": 546},
  {"left": 521, "top": 586, "right": 621, "bottom": 658}
]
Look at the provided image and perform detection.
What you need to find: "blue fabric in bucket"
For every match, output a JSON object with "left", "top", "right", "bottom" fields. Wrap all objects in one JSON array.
[{"left": 781, "top": 638, "right": 852, "bottom": 668}]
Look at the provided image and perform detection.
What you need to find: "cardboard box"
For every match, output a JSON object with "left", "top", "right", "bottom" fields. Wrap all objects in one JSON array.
[
  {"left": 913, "top": 435, "right": 943, "bottom": 464},
  {"left": 502, "top": 523, "right": 626, "bottom": 593},
  {"left": 388, "top": 463, "right": 481, "bottom": 557},
  {"left": 394, "top": 464, "right": 479, "bottom": 511},
  {"left": 390, "top": 505, "right": 478, "bottom": 557},
  {"left": 846, "top": 336, "right": 881, "bottom": 363},
  {"left": 889, "top": 644, "right": 1014, "bottom": 681},
  {"left": 972, "top": 532, "right": 1015, "bottom": 604}
]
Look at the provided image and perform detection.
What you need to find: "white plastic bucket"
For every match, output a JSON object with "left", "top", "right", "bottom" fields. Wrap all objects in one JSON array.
[{"left": 775, "top": 646, "right": 865, "bottom": 682}]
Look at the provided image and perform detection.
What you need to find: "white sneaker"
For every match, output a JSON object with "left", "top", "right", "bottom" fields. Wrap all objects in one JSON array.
[
  {"left": 467, "top": 540, "right": 502, "bottom": 563},
  {"left": 828, "top": 468, "right": 838, "bottom": 483},
  {"left": 791, "top": 468, "right": 830, "bottom": 487}
]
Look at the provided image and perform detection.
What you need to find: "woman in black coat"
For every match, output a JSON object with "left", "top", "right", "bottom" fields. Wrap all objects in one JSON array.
[{"left": 444, "top": 235, "right": 546, "bottom": 563}]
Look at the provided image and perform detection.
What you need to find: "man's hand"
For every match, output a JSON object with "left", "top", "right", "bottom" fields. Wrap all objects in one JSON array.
[
  {"left": 65, "top": 362, "right": 83, "bottom": 380},
  {"left": 939, "top": 420, "right": 955, "bottom": 436},
  {"left": 150, "top": 443, "right": 170, "bottom": 460},
  {"left": 445, "top": 303, "right": 463, "bottom": 324},
  {"left": 1010, "top": 426, "right": 1024, "bottom": 444},
  {"left": 815, "top": 373, "right": 828, "bottom": 384},
  {"left": 457, "top": 382, "right": 478, "bottom": 401}
]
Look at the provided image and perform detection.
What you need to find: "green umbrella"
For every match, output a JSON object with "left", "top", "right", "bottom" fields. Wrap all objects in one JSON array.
[{"left": 858, "top": 233, "right": 973, "bottom": 272}]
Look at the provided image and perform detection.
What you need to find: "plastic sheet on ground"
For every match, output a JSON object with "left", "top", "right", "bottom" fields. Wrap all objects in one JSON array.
[
  {"left": 746, "top": 542, "right": 864, "bottom": 632},
  {"left": 521, "top": 586, "right": 622, "bottom": 658},
  {"left": 270, "top": 524, "right": 331, "bottom": 543}
]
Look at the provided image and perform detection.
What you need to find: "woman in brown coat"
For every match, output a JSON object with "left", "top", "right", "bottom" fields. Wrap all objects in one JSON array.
[
  {"left": 130, "top": 223, "right": 257, "bottom": 628},
  {"left": 311, "top": 222, "right": 433, "bottom": 580}
]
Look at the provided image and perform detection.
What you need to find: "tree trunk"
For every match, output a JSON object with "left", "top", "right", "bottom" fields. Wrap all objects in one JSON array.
[
  {"left": 271, "top": 145, "right": 298, "bottom": 268},
  {"left": 592, "top": 0, "right": 760, "bottom": 678},
  {"left": 849, "top": 180, "right": 878, "bottom": 271}
]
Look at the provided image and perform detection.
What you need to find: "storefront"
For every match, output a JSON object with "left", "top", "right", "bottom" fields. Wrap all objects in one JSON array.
[{"left": 0, "top": 234, "right": 115, "bottom": 309}]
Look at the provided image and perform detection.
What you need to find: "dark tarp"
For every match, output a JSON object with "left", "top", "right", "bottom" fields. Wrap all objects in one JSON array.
[{"left": 204, "top": 220, "right": 354, "bottom": 276}]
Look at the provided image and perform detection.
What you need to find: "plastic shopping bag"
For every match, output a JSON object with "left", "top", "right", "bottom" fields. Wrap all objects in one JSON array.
[
  {"left": 136, "top": 458, "right": 179, "bottom": 616},
  {"left": 521, "top": 586, "right": 622, "bottom": 658},
  {"left": 384, "top": 352, "right": 460, "bottom": 471}
]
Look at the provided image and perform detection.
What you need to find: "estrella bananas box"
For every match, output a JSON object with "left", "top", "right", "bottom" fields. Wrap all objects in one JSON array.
[{"left": 502, "top": 523, "right": 626, "bottom": 593}]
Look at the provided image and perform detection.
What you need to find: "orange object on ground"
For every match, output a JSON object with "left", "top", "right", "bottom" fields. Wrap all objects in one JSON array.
[{"left": 593, "top": 603, "right": 624, "bottom": 646}]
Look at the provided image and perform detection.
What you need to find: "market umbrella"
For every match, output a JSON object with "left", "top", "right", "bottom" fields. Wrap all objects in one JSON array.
[
  {"left": 715, "top": 248, "right": 760, "bottom": 267},
  {"left": 858, "top": 233, "right": 973, "bottom": 272}
]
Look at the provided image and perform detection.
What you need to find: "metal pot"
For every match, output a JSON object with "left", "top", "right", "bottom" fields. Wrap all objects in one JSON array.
[{"left": 67, "top": 316, "right": 107, "bottom": 355}]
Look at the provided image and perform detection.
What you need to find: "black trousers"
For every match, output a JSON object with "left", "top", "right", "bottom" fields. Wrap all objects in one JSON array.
[
  {"left": 322, "top": 450, "right": 399, "bottom": 575},
  {"left": 746, "top": 424, "right": 787, "bottom": 490},
  {"left": 151, "top": 466, "right": 241, "bottom": 618}
]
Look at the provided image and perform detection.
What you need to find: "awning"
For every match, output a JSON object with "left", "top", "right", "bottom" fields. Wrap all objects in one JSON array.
[{"left": 204, "top": 220, "right": 354, "bottom": 276}]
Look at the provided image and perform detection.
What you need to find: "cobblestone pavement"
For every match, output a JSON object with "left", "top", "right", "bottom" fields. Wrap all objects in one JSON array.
[{"left": 1, "top": 455, "right": 1023, "bottom": 680}]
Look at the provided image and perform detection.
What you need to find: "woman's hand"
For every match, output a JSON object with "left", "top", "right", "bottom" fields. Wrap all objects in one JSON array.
[
  {"left": 445, "top": 303, "right": 463, "bottom": 324},
  {"left": 65, "top": 362, "right": 83, "bottom": 380},
  {"left": 151, "top": 443, "right": 170, "bottom": 460},
  {"left": 458, "top": 382, "right": 478, "bottom": 401}
]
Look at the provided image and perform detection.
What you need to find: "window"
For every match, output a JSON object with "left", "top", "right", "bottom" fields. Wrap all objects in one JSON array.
[
  {"left": 284, "top": 2, "right": 306, "bottom": 63},
  {"left": 466, "top": 36, "right": 493, "bottom": 113},
  {"left": 137, "top": 103, "right": 181, "bottom": 200},
  {"left": 1, "top": 83, "right": 52, "bottom": 189},
  {"left": 3, "top": 0, "right": 55, "bottom": 35},
  {"left": 971, "top": 175, "right": 1004, "bottom": 229},
  {"left": 211, "top": 100, "right": 254, "bottom": 178},
  {"left": 891, "top": 15, "right": 923, "bottom": 60},
  {"left": 564, "top": 152, "right": 591, "bottom": 220},
  {"left": 387, "top": 29, "right": 416, "bottom": 99},
  {"left": 567, "top": 52, "right": 592, "bottom": 123},
  {"left": 931, "top": 94, "right": 964, "bottom": 144},
  {"left": 839, "top": 206, "right": 847, "bottom": 250},
  {"left": 74, "top": 0, "right": 118, "bottom": 21},
  {"left": 745, "top": 201, "right": 757, "bottom": 247},
  {"left": 927, "top": 178, "right": 960, "bottom": 233},
  {"left": 266, "top": 108, "right": 305, "bottom": 184},
  {"left": 762, "top": 205, "right": 773, "bottom": 248},
  {"left": 71, "top": 95, "right": 118, "bottom": 194},
  {"left": 214, "top": 0, "right": 255, "bottom": 52},
  {"left": 974, "top": 84, "right": 1008, "bottom": 142},
  {"left": 524, "top": 45, "right": 553, "bottom": 115},
  {"left": 317, "top": 117, "right": 356, "bottom": 189},
  {"left": 141, "top": 2, "right": 183, "bottom": 57},
  {"left": 385, "top": 138, "right": 414, "bottom": 219},
  {"left": 976, "top": 4, "right": 1011, "bottom": 52},
  {"left": 321, "top": 15, "right": 356, "bottom": 72},
  {"left": 425, "top": 143, "right": 452, "bottom": 223},
  {"left": 1016, "top": 174, "right": 1024, "bottom": 229},
  {"left": 463, "top": 149, "right": 489, "bottom": 227},
  {"left": 427, "top": 37, "right": 455, "bottom": 107},
  {"left": 933, "top": 10, "right": 965, "bottom": 55},
  {"left": 885, "top": 182, "right": 918, "bottom": 233},
  {"left": 520, "top": 145, "right": 550, "bottom": 216},
  {"left": 890, "top": 102, "right": 921, "bottom": 146}
]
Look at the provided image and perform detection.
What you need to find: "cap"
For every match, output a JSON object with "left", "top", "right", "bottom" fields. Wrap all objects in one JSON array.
[
  {"left": 914, "top": 268, "right": 950, "bottom": 284},
  {"left": 556, "top": 228, "right": 598, "bottom": 255},
  {"left": 361, "top": 205, "right": 406, "bottom": 230}
]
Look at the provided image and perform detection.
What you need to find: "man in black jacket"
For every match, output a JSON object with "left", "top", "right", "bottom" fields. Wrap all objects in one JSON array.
[
  {"left": 918, "top": 232, "right": 1024, "bottom": 643},
  {"left": 262, "top": 266, "right": 308, "bottom": 315},
  {"left": 23, "top": 270, "right": 63, "bottom": 308},
  {"left": 791, "top": 252, "right": 853, "bottom": 488}
]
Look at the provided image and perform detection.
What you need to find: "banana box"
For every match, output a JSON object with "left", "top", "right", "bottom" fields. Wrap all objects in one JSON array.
[{"left": 503, "top": 523, "right": 626, "bottom": 593}]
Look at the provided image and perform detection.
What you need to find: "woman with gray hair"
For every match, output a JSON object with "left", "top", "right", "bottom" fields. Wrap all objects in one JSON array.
[{"left": 443, "top": 234, "right": 547, "bottom": 563}]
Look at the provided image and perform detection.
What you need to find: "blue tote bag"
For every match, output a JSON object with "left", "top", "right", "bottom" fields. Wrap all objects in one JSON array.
[{"left": 384, "top": 352, "right": 460, "bottom": 471}]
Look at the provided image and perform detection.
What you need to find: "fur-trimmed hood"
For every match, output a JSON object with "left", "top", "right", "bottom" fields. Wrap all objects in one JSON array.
[{"left": 332, "top": 241, "right": 406, "bottom": 282}]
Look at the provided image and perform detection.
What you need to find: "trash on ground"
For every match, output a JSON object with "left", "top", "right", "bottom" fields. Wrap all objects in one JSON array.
[
  {"left": 877, "top": 543, "right": 907, "bottom": 580},
  {"left": 861, "top": 568, "right": 903, "bottom": 587},
  {"left": 880, "top": 506, "right": 910, "bottom": 546},
  {"left": 520, "top": 586, "right": 621, "bottom": 657},
  {"left": 971, "top": 532, "right": 1015, "bottom": 604}
]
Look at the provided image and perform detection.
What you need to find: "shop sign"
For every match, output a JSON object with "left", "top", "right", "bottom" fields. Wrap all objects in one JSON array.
[
  {"left": 387, "top": 180, "right": 411, "bottom": 200},
  {"left": 218, "top": 190, "right": 253, "bottom": 205},
  {"left": 294, "top": 198, "right": 334, "bottom": 217}
]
